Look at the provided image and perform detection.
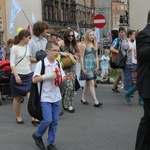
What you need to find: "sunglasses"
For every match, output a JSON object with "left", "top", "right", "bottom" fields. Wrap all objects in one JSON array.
[{"left": 68, "top": 35, "right": 74, "bottom": 37}]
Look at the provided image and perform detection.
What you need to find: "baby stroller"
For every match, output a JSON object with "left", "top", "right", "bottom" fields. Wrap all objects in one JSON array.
[
  {"left": 0, "top": 60, "right": 24, "bottom": 105},
  {"left": 0, "top": 60, "right": 12, "bottom": 104},
  {"left": 0, "top": 60, "right": 12, "bottom": 105}
]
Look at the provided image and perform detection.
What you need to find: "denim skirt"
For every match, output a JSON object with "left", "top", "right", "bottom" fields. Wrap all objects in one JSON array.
[{"left": 10, "top": 72, "right": 33, "bottom": 97}]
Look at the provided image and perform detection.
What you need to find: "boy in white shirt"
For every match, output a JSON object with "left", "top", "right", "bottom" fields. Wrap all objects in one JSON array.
[{"left": 32, "top": 41, "right": 72, "bottom": 150}]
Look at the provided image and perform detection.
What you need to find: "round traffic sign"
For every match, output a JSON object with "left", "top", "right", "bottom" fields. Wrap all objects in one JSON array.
[{"left": 94, "top": 14, "right": 106, "bottom": 28}]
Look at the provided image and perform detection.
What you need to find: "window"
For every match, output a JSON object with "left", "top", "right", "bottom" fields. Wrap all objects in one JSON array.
[
  {"left": 55, "top": 6, "right": 58, "bottom": 20},
  {"left": 61, "top": 8, "right": 64, "bottom": 21}
]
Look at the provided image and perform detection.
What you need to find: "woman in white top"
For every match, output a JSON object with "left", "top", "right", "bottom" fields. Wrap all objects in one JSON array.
[{"left": 10, "top": 30, "right": 32, "bottom": 124}]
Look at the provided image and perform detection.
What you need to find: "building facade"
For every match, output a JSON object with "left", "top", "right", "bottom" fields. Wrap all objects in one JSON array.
[
  {"left": 0, "top": 0, "right": 6, "bottom": 42},
  {"left": 1, "top": 0, "right": 95, "bottom": 42},
  {"left": 42, "top": 0, "right": 95, "bottom": 35},
  {"left": 94, "top": 0, "right": 111, "bottom": 36},
  {"left": 111, "top": 0, "right": 128, "bottom": 30},
  {"left": 129, "top": 0, "right": 150, "bottom": 30}
]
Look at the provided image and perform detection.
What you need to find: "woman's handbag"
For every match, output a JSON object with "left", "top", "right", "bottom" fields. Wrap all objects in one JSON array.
[
  {"left": 75, "top": 76, "right": 80, "bottom": 91},
  {"left": 27, "top": 60, "right": 45, "bottom": 121},
  {"left": 109, "top": 50, "right": 127, "bottom": 69}
]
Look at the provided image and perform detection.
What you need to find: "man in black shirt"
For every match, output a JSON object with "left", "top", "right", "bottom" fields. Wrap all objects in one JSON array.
[{"left": 135, "top": 10, "right": 150, "bottom": 150}]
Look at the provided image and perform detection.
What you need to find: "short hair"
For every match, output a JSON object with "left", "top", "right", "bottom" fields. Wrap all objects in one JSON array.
[
  {"left": 7, "top": 38, "right": 14, "bottom": 45},
  {"left": 32, "top": 21, "right": 49, "bottom": 36},
  {"left": 118, "top": 27, "right": 126, "bottom": 32},
  {"left": 46, "top": 41, "right": 59, "bottom": 50},
  {"left": 147, "top": 10, "right": 150, "bottom": 23}
]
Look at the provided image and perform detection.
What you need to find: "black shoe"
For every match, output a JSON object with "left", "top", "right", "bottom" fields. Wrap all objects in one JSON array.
[
  {"left": 16, "top": 119, "right": 24, "bottom": 124},
  {"left": 59, "top": 111, "right": 64, "bottom": 116},
  {"left": 81, "top": 99, "right": 89, "bottom": 105},
  {"left": 68, "top": 106, "right": 75, "bottom": 113},
  {"left": 47, "top": 144, "right": 57, "bottom": 150},
  {"left": 112, "top": 87, "right": 120, "bottom": 93},
  {"left": 32, "top": 133, "right": 45, "bottom": 149},
  {"left": 94, "top": 102, "right": 103, "bottom": 107}
]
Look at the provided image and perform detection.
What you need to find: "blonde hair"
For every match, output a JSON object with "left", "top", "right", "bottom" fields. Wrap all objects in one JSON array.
[
  {"left": 104, "top": 49, "right": 110, "bottom": 54},
  {"left": 84, "top": 29, "right": 97, "bottom": 48}
]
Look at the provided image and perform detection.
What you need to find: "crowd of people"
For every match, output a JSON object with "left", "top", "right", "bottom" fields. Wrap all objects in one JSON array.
[{"left": 0, "top": 9, "right": 150, "bottom": 149}]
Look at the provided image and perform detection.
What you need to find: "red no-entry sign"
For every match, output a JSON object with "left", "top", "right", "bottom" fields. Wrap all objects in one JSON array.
[{"left": 94, "top": 14, "right": 106, "bottom": 28}]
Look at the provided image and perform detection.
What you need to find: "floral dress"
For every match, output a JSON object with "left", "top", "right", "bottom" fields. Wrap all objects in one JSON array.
[{"left": 80, "top": 47, "right": 97, "bottom": 80}]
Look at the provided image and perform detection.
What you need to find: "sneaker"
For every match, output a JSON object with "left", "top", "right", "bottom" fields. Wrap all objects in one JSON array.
[
  {"left": 138, "top": 98, "right": 144, "bottom": 105},
  {"left": 68, "top": 106, "right": 75, "bottom": 113},
  {"left": 112, "top": 87, "right": 120, "bottom": 93},
  {"left": 47, "top": 144, "right": 57, "bottom": 150},
  {"left": 123, "top": 94, "right": 131, "bottom": 104}
]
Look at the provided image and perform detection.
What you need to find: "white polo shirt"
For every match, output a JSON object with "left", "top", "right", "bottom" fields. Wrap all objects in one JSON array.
[
  {"left": 28, "top": 35, "right": 48, "bottom": 71},
  {"left": 33, "top": 57, "right": 65, "bottom": 103}
]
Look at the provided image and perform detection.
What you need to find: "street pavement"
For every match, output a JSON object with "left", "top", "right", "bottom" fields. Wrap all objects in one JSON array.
[{"left": 0, "top": 83, "right": 143, "bottom": 150}]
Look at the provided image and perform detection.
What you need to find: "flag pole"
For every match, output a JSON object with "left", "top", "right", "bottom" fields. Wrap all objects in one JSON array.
[{"left": 21, "top": 9, "right": 33, "bottom": 27}]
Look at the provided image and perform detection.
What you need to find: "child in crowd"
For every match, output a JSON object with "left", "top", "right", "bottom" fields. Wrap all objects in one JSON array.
[
  {"left": 100, "top": 49, "right": 110, "bottom": 82},
  {"left": 32, "top": 41, "right": 73, "bottom": 150}
]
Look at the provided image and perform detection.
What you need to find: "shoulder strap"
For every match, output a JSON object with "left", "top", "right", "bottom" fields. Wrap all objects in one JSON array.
[
  {"left": 39, "top": 60, "right": 45, "bottom": 98},
  {"left": 15, "top": 46, "right": 27, "bottom": 66},
  {"left": 56, "top": 60, "right": 60, "bottom": 68},
  {"left": 117, "top": 38, "right": 120, "bottom": 49}
]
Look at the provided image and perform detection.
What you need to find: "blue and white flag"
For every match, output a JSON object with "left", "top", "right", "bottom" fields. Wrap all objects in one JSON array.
[
  {"left": 32, "top": 13, "right": 36, "bottom": 25},
  {"left": 9, "top": 0, "right": 22, "bottom": 34}
]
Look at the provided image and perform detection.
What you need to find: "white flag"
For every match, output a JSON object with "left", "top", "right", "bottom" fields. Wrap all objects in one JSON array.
[
  {"left": 32, "top": 13, "right": 36, "bottom": 25},
  {"left": 9, "top": 0, "right": 22, "bottom": 34}
]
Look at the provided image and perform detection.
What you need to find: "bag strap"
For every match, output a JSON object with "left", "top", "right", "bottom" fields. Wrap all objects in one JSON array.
[
  {"left": 56, "top": 60, "right": 60, "bottom": 68},
  {"left": 39, "top": 60, "right": 45, "bottom": 98},
  {"left": 15, "top": 46, "right": 27, "bottom": 66}
]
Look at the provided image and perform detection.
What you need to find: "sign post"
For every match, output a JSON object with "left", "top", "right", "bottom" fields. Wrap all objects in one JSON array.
[
  {"left": 94, "top": 14, "right": 106, "bottom": 56},
  {"left": 94, "top": 14, "right": 106, "bottom": 29}
]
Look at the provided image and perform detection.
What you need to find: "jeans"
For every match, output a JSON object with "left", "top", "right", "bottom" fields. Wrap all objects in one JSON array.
[
  {"left": 35, "top": 101, "right": 60, "bottom": 145},
  {"left": 123, "top": 66, "right": 132, "bottom": 91}
]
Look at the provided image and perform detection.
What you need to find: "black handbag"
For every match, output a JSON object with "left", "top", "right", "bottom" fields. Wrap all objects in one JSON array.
[
  {"left": 109, "top": 50, "right": 127, "bottom": 69},
  {"left": 27, "top": 60, "right": 45, "bottom": 121},
  {"left": 36, "top": 50, "right": 46, "bottom": 61},
  {"left": 75, "top": 75, "right": 80, "bottom": 91}
]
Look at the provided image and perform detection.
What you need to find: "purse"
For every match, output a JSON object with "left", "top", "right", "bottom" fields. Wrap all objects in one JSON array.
[
  {"left": 27, "top": 60, "right": 45, "bottom": 121},
  {"left": 36, "top": 50, "right": 46, "bottom": 61},
  {"left": 75, "top": 75, "right": 80, "bottom": 91},
  {"left": 109, "top": 49, "right": 127, "bottom": 69}
]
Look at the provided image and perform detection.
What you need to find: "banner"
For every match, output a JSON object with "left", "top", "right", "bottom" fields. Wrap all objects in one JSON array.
[{"left": 9, "top": 0, "right": 22, "bottom": 34}]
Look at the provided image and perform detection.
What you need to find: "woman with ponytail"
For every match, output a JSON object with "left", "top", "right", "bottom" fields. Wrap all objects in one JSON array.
[{"left": 10, "top": 29, "right": 32, "bottom": 124}]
